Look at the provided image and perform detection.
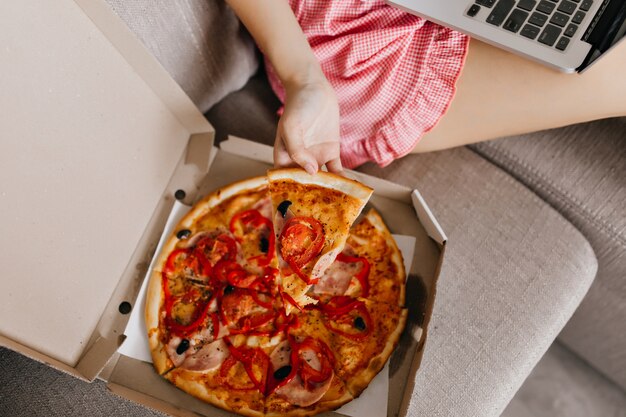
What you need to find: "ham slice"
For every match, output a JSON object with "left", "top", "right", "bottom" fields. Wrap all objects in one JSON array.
[
  {"left": 166, "top": 335, "right": 189, "bottom": 367},
  {"left": 180, "top": 339, "right": 229, "bottom": 372},
  {"left": 252, "top": 196, "right": 273, "bottom": 220},
  {"left": 275, "top": 374, "right": 334, "bottom": 407},
  {"left": 271, "top": 340, "right": 333, "bottom": 407},
  {"left": 313, "top": 256, "right": 360, "bottom": 295},
  {"left": 270, "top": 340, "right": 292, "bottom": 369}
]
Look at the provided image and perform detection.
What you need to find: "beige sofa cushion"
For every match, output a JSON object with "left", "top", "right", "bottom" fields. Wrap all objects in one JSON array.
[
  {"left": 471, "top": 117, "right": 626, "bottom": 391},
  {"left": 105, "top": 0, "right": 259, "bottom": 112},
  {"left": 359, "top": 149, "right": 597, "bottom": 416}
]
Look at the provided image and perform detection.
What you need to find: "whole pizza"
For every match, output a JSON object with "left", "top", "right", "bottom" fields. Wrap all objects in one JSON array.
[{"left": 146, "top": 169, "right": 408, "bottom": 417}]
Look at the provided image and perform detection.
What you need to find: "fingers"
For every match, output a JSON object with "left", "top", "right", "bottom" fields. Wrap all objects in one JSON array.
[
  {"left": 277, "top": 122, "right": 319, "bottom": 175},
  {"left": 325, "top": 158, "right": 343, "bottom": 175},
  {"left": 273, "top": 134, "right": 295, "bottom": 168}
]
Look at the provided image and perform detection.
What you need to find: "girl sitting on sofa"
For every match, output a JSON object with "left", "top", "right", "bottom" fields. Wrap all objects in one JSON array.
[{"left": 226, "top": 0, "right": 626, "bottom": 174}]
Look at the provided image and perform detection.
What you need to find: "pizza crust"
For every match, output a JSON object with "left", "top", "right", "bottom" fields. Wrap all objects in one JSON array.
[
  {"left": 361, "top": 209, "right": 407, "bottom": 307},
  {"left": 145, "top": 269, "right": 172, "bottom": 375},
  {"left": 345, "top": 306, "right": 408, "bottom": 397},
  {"left": 166, "top": 368, "right": 266, "bottom": 417},
  {"left": 264, "top": 374, "right": 354, "bottom": 417},
  {"left": 267, "top": 168, "right": 373, "bottom": 202}
]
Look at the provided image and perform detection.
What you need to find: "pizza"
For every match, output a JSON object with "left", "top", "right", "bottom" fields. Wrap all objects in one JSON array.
[
  {"left": 145, "top": 169, "right": 408, "bottom": 417},
  {"left": 267, "top": 168, "right": 373, "bottom": 314}
]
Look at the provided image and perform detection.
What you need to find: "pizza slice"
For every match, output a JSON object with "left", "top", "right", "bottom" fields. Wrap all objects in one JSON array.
[
  {"left": 267, "top": 168, "right": 373, "bottom": 313},
  {"left": 147, "top": 178, "right": 280, "bottom": 374},
  {"left": 164, "top": 333, "right": 281, "bottom": 417},
  {"left": 312, "top": 208, "right": 406, "bottom": 307},
  {"left": 264, "top": 308, "right": 353, "bottom": 416},
  {"left": 313, "top": 296, "right": 408, "bottom": 397}
]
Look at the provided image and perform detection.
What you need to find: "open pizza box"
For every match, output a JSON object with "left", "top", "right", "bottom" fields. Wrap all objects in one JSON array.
[{"left": 0, "top": 1, "right": 446, "bottom": 416}]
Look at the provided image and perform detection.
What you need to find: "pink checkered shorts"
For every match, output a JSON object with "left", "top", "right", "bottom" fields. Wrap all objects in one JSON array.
[{"left": 265, "top": 0, "right": 470, "bottom": 168}]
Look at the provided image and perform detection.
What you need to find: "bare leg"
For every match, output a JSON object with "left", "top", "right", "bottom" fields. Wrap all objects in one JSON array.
[{"left": 414, "top": 38, "right": 626, "bottom": 153}]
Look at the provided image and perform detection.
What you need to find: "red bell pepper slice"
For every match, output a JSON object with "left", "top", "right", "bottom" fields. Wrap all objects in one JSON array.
[
  {"left": 318, "top": 296, "right": 373, "bottom": 340},
  {"left": 279, "top": 290, "right": 304, "bottom": 312},
  {"left": 297, "top": 337, "right": 335, "bottom": 388},
  {"left": 229, "top": 209, "right": 275, "bottom": 267},
  {"left": 212, "top": 259, "right": 257, "bottom": 288},
  {"left": 266, "top": 335, "right": 300, "bottom": 395},
  {"left": 224, "top": 338, "right": 271, "bottom": 393},
  {"left": 164, "top": 289, "right": 216, "bottom": 337},
  {"left": 164, "top": 248, "right": 211, "bottom": 280},
  {"left": 219, "top": 355, "right": 257, "bottom": 391}
]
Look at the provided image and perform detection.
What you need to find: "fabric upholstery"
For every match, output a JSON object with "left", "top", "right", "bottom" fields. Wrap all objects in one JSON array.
[
  {"left": 0, "top": 347, "right": 165, "bottom": 417},
  {"left": 105, "top": 0, "right": 259, "bottom": 113},
  {"left": 470, "top": 118, "right": 626, "bottom": 390},
  {"left": 501, "top": 342, "right": 626, "bottom": 417},
  {"left": 206, "top": 70, "right": 280, "bottom": 146},
  {"left": 358, "top": 150, "right": 597, "bottom": 417}
]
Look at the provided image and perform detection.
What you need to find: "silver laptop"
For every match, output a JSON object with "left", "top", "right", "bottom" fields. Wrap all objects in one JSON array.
[{"left": 386, "top": 0, "right": 626, "bottom": 72}]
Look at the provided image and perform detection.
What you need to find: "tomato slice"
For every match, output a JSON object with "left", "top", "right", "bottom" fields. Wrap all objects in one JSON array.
[{"left": 280, "top": 216, "right": 324, "bottom": 283}]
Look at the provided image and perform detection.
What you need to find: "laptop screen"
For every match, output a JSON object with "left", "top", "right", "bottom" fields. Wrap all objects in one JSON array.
[{"left": 579, "top": 0, "right": 626, "bottom": 70}]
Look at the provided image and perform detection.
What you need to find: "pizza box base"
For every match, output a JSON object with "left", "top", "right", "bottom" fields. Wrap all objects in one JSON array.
[
  {"left": 0, "top": 1, "right": 446, "bottom": 416},
  {"left": 101, "top": 137, "right": 446, "bottom": 417}
]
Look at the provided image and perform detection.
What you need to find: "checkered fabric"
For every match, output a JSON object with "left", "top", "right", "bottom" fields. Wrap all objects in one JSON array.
[{"left": 265, "top": 0, "right": 469, "bottom": 168}]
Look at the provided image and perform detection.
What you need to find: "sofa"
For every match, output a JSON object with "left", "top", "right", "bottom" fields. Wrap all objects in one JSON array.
[{"left": 1, "top": 1, "right": 624, "bottom": 416}]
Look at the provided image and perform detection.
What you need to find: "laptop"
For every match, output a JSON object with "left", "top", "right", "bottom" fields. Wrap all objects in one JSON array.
[{"left": 386, "top": 0, "right": 626, "bottom": 72}]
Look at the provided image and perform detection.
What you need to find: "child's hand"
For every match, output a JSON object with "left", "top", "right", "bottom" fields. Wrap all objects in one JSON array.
[{"left": 274, "top": 79, "right": 343, "bottom": 175}]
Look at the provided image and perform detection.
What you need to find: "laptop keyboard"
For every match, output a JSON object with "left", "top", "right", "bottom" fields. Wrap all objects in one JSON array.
[{"left": 466, "top": 0, "right": 594, "bottom": 51}]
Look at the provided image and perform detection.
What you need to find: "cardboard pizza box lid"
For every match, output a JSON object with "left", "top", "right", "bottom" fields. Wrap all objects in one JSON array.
[{"left": 0, "top": 0, "right": 214, "bottom": 380}]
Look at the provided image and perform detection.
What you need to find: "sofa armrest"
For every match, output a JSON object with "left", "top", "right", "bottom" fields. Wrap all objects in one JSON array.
[{"left": 105, "top": 0, "right": 259, "bottom": 113}]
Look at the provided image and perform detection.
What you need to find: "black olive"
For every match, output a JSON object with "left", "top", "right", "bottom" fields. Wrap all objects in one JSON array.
[
  {"left": 273, "top": 365, "right": 292, "bottom": 380},
  {"left": 176, "top": 339, "right": 190, "bottom": 355},
  {"left": 277, "top": 200, "right": 292, "bottom": 217},
  {"left": 176, "top": 229, "right": 191, "bottom": 239},
  {"left": 354, "top": 316, "right": 366, "bottom": 331},
  {"left": 224, "top": 285, "right": 235, "bottom": 295},
  {"left": 174, "top": 189, "right": 186, "bottom": 200},
  {"left": 259, "top": 237, "right": 269, "bottom": 253}
]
